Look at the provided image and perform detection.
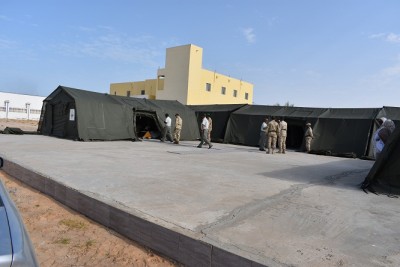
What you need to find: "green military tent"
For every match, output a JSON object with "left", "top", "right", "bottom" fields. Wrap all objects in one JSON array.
[
  {"left": 361, "top": 126, "right": 400, "bottom": 195},
  {"left": 223, "top": 105, "right": 399, "bottom": 158},
  {"left": 189, "top": 104, "right": 247, "bottom": 142},
  {"left": 312, "top": 108, "right": 379, "bottom": 157},
  {"left": 223, "top": 105, "right": 284, "bottom": 146},
  {"left": 223, "top": 105, "right": 327, "bottom": 150},
  {"left": 38, "top": 86, "right": 199, "bottom": 141}
]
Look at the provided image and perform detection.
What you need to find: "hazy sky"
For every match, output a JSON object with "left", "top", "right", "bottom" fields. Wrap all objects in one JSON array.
[{"left": 1, "top": 1, "right": 399, "bottom": 108}]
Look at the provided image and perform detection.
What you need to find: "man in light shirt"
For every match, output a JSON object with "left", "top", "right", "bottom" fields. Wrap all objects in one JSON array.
[
  {"left": 258, "top": 117, "right": 268, "bottom": 151},
  {"left": 161, "top": 113, "right": 173, "bottom": 142},
  {"left": 197, "top": 114, "right": 213, "bottom": 149}
]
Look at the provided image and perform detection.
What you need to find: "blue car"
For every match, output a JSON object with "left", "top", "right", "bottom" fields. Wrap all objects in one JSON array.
[{"left": 0, "top": 157, "right": 39, "bottom": 267}]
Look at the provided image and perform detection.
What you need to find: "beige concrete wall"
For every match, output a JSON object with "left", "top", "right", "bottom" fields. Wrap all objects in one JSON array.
[
  {"left": 110, "top": 44, "right": 253, "bottom": 105},
  {"left": 186, "top": 69, "right": 253, "bottom": 105},
  {"left": 186, "top": 45, "right": 203, "bottom": 105},
  {"left": 156, "top": 44, "right": 193, "bottom": 104},
  {"left": 110, "top": 80, "right": 157, "bottom": 99}
]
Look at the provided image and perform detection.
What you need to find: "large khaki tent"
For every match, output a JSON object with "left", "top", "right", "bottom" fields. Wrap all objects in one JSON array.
[
  {"left": 39, "top": 86, "right": 200, "bottom": 141},
  {"left": 361, "top": 126, "right": 400, "bottom": 195}
]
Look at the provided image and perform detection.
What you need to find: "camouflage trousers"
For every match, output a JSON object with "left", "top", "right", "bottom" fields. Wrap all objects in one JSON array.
[
  {"left": 173, "top": 128, "right": 181, "bottom": 142},
  {"left": 305, "top": 137, "right": 313, "bottom": 152},
  {"left": 279, "top": 135, "right": 287, "bottom": 153},
  {"left": 267, "top": 132, "right": 277, "bottom": 154}
]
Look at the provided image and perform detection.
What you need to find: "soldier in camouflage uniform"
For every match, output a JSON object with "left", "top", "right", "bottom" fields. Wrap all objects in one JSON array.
[
  {"left": 173, "top": 113, "right": 183, "bottom": 144},
  {"left": 279, "top": 117, "right": 288, "bottom": 153},
  {"left": 267, "top": 117, "right": 279, "bottom": 154},
  {"left": 304, "top": 122, "right": 314, "bottom": 153}
]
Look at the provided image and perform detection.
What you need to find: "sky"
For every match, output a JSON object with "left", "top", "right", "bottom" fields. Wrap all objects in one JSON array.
[{"left": 0, "top": 1, "right": 399, "bottom": 108}]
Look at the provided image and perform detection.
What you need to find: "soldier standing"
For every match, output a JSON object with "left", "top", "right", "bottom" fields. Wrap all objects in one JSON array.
[
  {"left": 207, "top": 114, "right": 213, "bottom": 142},
  {"left": 267, "top": 117, "right": 279, "bottom": 154},
  {"left": 304, "top": 122, "right": 314, "bottom": 153},
  {"left": 279, "top": 117, "right": 288, "bottom": 153},
  {"left": 276, "top": 118, "right": 281, "bottom": 151},
  {"left": 173, "top": 113, "right": 183, "bottom": 144}
]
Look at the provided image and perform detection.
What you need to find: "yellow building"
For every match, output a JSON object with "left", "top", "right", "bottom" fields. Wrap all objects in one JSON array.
[{"left": 110, "top": 44, "right": 253, "bottom": 105}]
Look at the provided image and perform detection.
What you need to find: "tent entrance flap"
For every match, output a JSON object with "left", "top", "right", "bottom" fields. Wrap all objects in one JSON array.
[
  {"left": 286, "top": 123, "right": 305, "bottom": 149},
  {"left": 51, "top": 102, "right": 78, "bottom": 139},
  {"left": 134, "top": 110, "right": 162, "bottom": 139}
]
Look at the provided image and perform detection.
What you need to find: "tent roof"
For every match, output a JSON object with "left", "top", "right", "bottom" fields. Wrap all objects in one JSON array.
[
  {"left": 45, "top": 85, "right": 119, "bottom": 105},
  {"left": 273, "top": 106, "right": 327, "bottom": 118},
  {"left": 231, "top": 105, "right": 327, "bottom": 118},
  {"left": 188, "top": 104, "right": 247, "bottom": 112},
  {"left": 232, "top": 105, "right": 283, "bottom": 116},
  {"left": 318, "top": 108, "right": 380, "bottom": 119},
  {"left": 376, "top": 106, "right": 400, "bottom": 122}
]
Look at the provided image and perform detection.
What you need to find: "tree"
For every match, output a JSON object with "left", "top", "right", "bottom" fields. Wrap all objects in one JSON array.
[{"left": 274, "top": 101, "right": 294, "bottom": 107}]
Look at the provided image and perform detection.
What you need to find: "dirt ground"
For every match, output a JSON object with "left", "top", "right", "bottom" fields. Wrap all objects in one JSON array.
[
  {"left": 0, "top": 119, "right": 177, "bottom": 267},
  {"left": 0, "top": 118, "right": 39, "bottom": 131}
]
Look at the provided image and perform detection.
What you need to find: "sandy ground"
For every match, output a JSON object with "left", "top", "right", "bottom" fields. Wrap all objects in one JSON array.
[
  {"left": 0, "top": 172, "right": 178, "bottom": 267},
  {"left": 0, "top": 119, "right": 178, "bottom": 267},
  {"left": 0, "top": 118, "right": 40, "bottom": 132}
]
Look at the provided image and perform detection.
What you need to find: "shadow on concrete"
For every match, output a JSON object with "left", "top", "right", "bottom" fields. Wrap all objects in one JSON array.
[{"left": 258, "top": 160, "right": 372, "bottom": 191}]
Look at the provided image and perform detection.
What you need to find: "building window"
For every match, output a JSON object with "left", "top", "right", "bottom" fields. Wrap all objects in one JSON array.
[
  {"left": 221, "top": 87, "right": 226, "bottom": 95},
  {"left": 245, "top": 92, "right": 249, "bottom": 100},
  {"left": 9, "top": 107, "right": 27, "bottom": 113},
  {"left": 31, "top": 109, "right": 42, "bottom": 114},
  {"left": 127, "top": 91, "right": 131, "bottom": 97},
  {"left": 141, "top": 90, "right": 145, "bottom": 95},
  {"left": 233, "top": 90, "right": 237, "bottom": 97},
  {"left": 206, "top": 83, "right": 211, "bottom": 92}
]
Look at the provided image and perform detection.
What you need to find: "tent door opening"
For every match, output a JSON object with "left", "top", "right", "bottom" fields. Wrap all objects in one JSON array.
[
  {"left": 286, "top": 122, "right": 306, "bottom": 150},
  {"left": 51, "top": 101, "right": 77, "bottom": 139},
  {"left": 134, "top": 110, "right": 162, "bottom": 140}
]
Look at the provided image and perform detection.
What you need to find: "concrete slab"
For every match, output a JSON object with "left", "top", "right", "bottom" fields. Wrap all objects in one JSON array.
[{"left": 0, "top": 135, "right": 399, "bottom": 266}]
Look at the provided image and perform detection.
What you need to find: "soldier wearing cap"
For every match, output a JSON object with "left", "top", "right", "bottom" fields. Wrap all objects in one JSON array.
[
  {"left": 267, "top": 117, "right": 279, "bottom": 154},
  {"left": 304, "top": 122, "right": 314, "bottom": 153}
]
